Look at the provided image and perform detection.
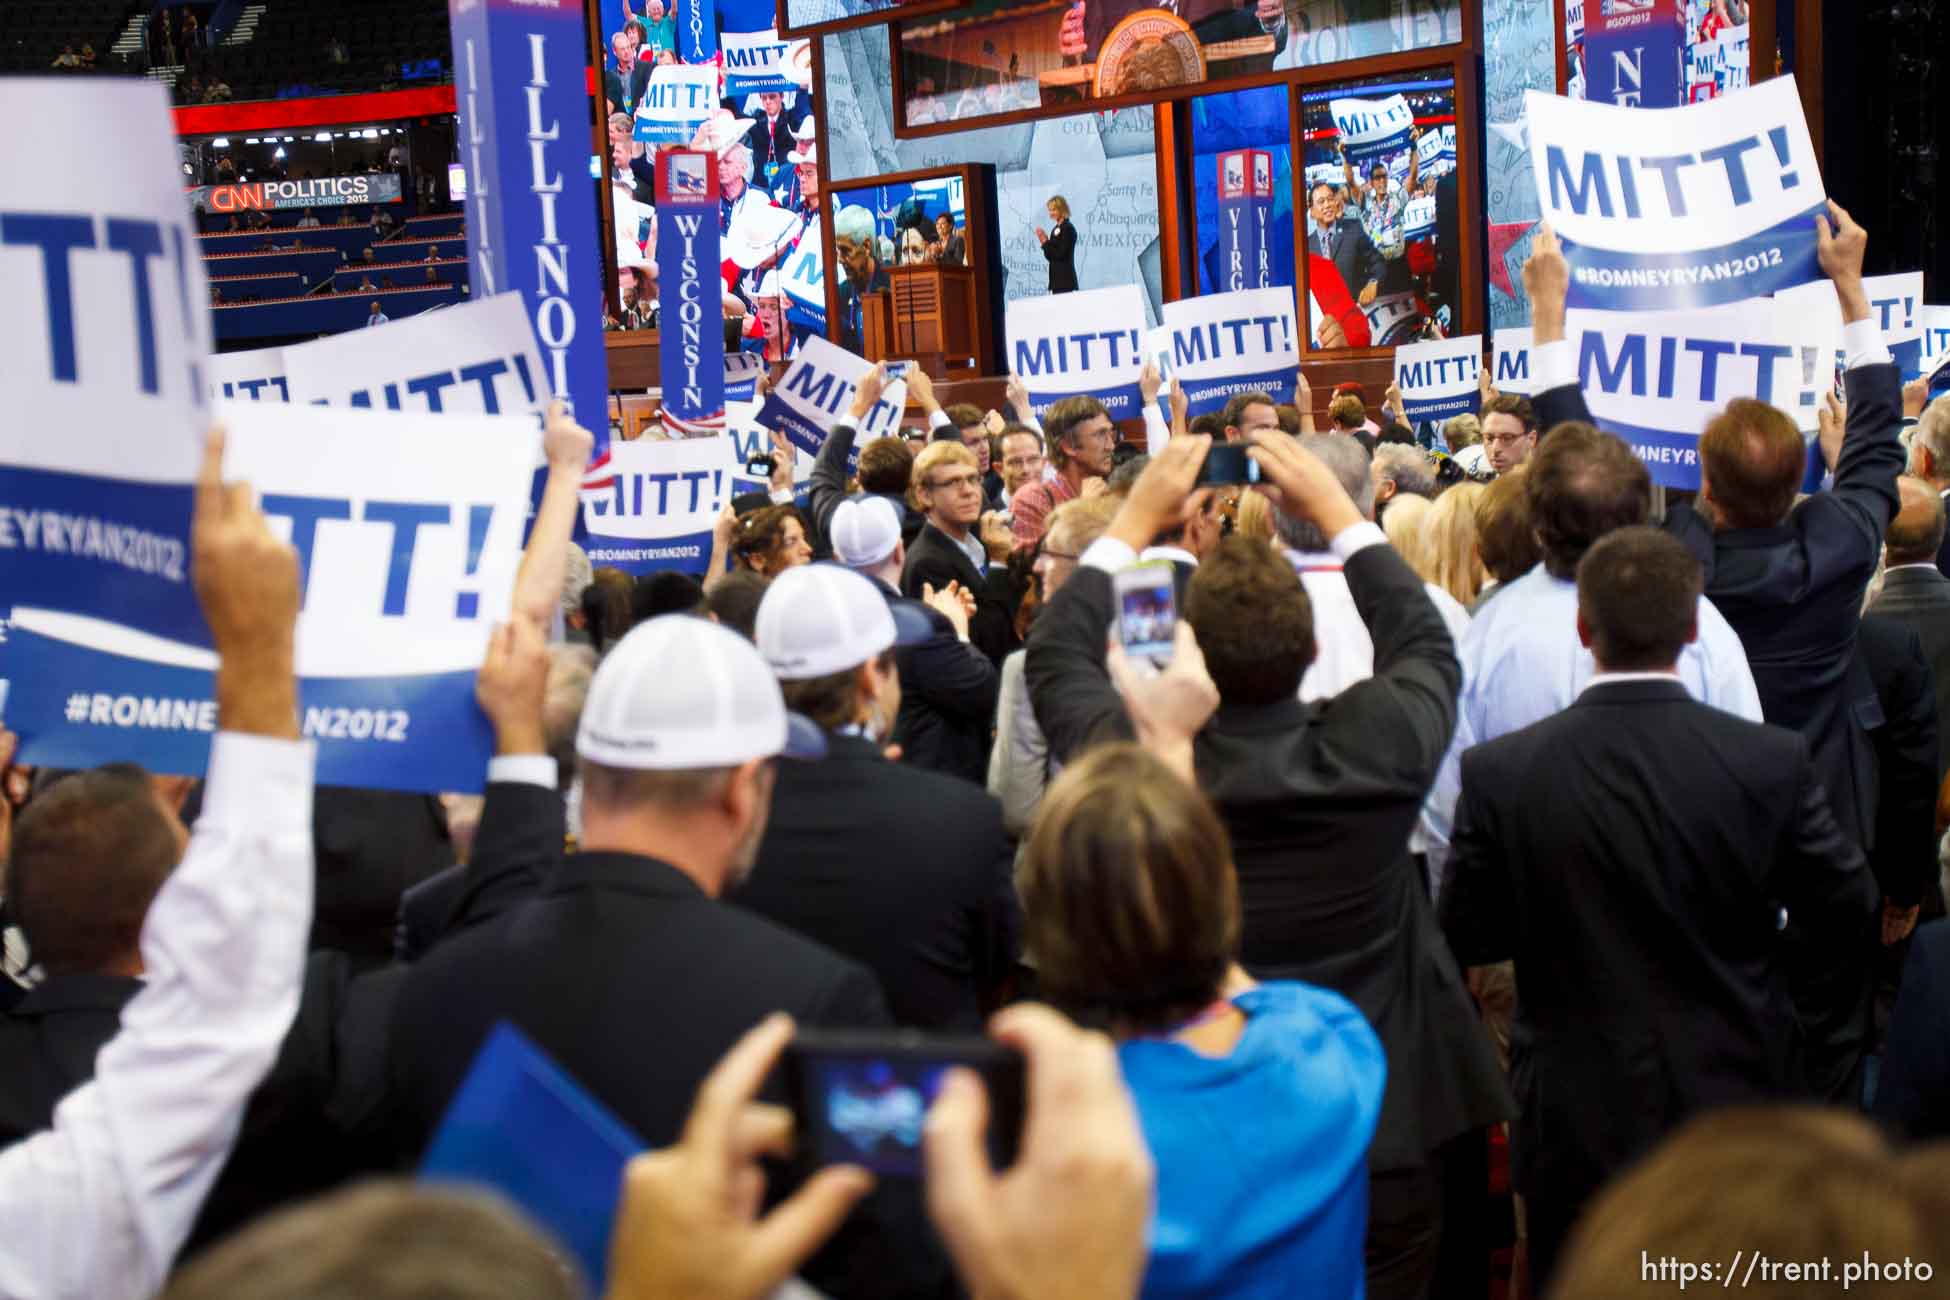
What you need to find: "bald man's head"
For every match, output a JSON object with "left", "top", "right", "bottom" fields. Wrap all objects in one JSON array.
[{"left": 1886, "top": 475, "right": 1947, "bottom": 568}]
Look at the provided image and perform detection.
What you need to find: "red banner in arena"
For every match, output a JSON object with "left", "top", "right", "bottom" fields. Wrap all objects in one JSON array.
[{"left": 172, "top": 86, "right": 458, "bottom": 136}]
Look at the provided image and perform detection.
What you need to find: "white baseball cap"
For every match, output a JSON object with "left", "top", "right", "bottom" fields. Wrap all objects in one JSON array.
[
  {"left": 756, "top": 563, "right": 935, "bottom": 681},
  {"left": 576, "top": 615, "right": 826, "bottom": 768},
  {"left": 829, "top": 496, "right": 902, "bottom": 569}
]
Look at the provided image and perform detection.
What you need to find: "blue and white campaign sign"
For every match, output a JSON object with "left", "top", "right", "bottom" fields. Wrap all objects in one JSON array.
[
  {"left": 1564, "top": 298, "right": 1830, "bottom": 488},
  {"left": 1490, "top": 327, "right": 1539, "bottom": 396},
  {"left": 1394, "top": 335, "right": 1482, "bottom": 424},
  {"left": 4, "top": 401, "right": 537, "bottom": 792},
  {"left": 1330, "top": 94, "right": 1415, "bottom": 166},
  {"left": 725, "top": 351, "right": 765, "bottom": 403},
  {"left": 0, "top": 77, "right": 212, "bottom": 657},
  {"left": 581, "top": 431, "right": 809, "bottom": 577},
  {"left": 448, "top": 0, "right": 608, "bottom": 454},
  {"left": 1391, "top": 124, "right": 1456, "bottom": 186},
  {"left": 1864, "top": 273, "right": 1925, "bottom": 379},
  {"left": 1304, "top": 161, "right": 1347, "bottom": 192},
  {"left": 1007, "top": 285, "right": 1147, "bottom": 419},
  {"left": 1525, "top": 76, "right": 1826, "bottom": 311},
  {"left": 634, "top": 65, "right": 721, "bottom": 145},
  {"left": 720, "top": 0, "right": 793, "bottom": 96},
  {"left": 781, "top": 218, "right": 826, "bottom": 333},
  {"left": 210, "top": 346, "right": 287, "bottom": 402},
  {"left": 1922, "top": 306, "right": 1950, "bottom": 370},
  {"left": 283, "top": 293, "right": 548, "bottom": 419},
  {"left": 1402, "top": 194, "right": 1437, "bottom": 242},
  {"left": 1159, "top": 288, "right": 1297, "bottom": 417},
  {"left": 755, "top": 335, "right": 908, "bottom": 462}
]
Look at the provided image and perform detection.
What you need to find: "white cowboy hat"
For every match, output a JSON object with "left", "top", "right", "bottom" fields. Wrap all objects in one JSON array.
[
  {"left": 790, "top": 115, "right": 817, "bottom": 142},
  {"left": 691, "top": 110, "right": 756, "bottom": 155},
  {"left": 785, "top": 138, "right": 818, "bottom": 166},
  {"left": 723, "top": 202, "right": 805, "bottom": 270},
  {"left": 755, "top": 269, "right": 783, "bottom": 301}
]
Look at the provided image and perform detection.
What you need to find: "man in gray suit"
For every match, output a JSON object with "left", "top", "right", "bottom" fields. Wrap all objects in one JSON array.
[{"left": 1869, "top": 476, "right": 1950, "bottom": 782}]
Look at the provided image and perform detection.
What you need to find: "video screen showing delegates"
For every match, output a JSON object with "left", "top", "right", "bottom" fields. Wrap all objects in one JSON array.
[
  {"left": 897, "top": 0, "right": 1461, "bottom": 129},
  {"left": 827, "top": 175, "right": 969, "bottom": 356},
  {"left": 1298, "top": 72, "right": 1458, "bottom": 350},
  {"left": 599, "top": 0, "right": 826, "bottom": 363}
]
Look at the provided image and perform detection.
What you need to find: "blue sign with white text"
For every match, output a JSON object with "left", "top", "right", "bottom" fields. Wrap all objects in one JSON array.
[{"left": 448, "top": 0, "right": 609, "bottom": 454}]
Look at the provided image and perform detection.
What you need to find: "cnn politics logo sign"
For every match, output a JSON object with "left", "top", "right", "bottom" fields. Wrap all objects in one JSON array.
[{"left": 199, "top": 175, "right": 398, "bottom": 212}]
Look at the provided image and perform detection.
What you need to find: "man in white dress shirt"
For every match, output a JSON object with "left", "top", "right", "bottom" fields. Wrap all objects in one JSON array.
[{"left": 0, "top": 429, "right": 314, "bottom": 1300}]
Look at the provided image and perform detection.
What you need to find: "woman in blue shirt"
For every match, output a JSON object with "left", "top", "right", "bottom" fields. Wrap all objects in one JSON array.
[{"left": 1019, "top": 743, "right": 1385, "bottom": 1299}]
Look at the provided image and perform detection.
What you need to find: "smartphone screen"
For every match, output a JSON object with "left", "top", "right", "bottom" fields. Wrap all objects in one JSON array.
[
  {"left": 882, "top": 361, "right": 913, "bottom": 382},
  {"left": 1198, "top": 443, "right": 1260, "bottom": 486},
  {"left": 785, "top": 1033, "right": 1024, "bottom": 1178},
  {"left": 1113, "top": 563, "right": 1177, "bottom": 663}
]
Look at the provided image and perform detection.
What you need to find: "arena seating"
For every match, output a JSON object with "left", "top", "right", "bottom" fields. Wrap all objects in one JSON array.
[{"left": 173, "top": 0, "right": 451, "bottom": 103}]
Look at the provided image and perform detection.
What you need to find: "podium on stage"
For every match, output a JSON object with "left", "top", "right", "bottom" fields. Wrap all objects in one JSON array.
[{"left": 861, "top": 263, "right": 982, "bottom": 376}]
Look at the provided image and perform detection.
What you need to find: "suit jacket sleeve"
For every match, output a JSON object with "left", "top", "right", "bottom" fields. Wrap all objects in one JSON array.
[
  {"left": 900, "top": 539, "right": 960, "bottom": 599},
  {"left": 905, "top": 625, "right": 1000, "bottom": 724},
  {"left": 1867, "top": 629, "right": 1940, "bottom": 908},
  {"left": 1874, "top": 926, "right": 1950, "bottom": 1140},
  {"left": 1533, "top": 378, "right": 1595, "bottom": 439},
  {"left": 1441, "top": 754, "right": 1517, "bottom": 967},
  {"left": 1023, "top": 566, "right": 1135, "bottom": 764},
  {"left": 1338, "top": 542, "right": 1461, "bottom": 776},
  {"left": 809, "top": 421, "right": 860, "bottom": 547},
  {"left": 1825, "top": 361, "right": 1905, "bottom": 563},
  {"left": 443, "top": 780, "right": 565, "bottom": 932},
  {"left": 970, "top": 565, "right": 1025, "bottom": 667},
  {"left": 970, "top": 819, "right": 1023, "bottom": 1000},
  {"left": 1773, "top": 736, "right": 1879, "bottom": 949}
]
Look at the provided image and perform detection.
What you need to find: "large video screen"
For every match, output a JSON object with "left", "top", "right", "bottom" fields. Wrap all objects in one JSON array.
[
  {"left": 1298, "top": 70, "right": 1459, "bottom": 350},
  {"left": 596, "top": 0, "right": 828, "bottom": 361},
  {"left": 827, "top": 176, "right": 970, "bottom": 354},
  {"left": 896, "top": 0, "right": 1461, "bottom": 130}
]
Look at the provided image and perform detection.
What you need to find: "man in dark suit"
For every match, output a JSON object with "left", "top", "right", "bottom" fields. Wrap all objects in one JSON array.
[
  {"left": 832, "top": 496, "right": 999, "bottom": 785},
  {"left": 384, "top": 616, "right": 945, "bottom": 1297},
  {"left": 902, "top": 439, "right": 1022, "bottom": 665},
  {"left": 1528, "top": 211, "right": 1900, "bottom": 856},
  {"left": 1877, "top": 918, "right": 1950, "bottom": 1139},
  {"left": 1306, "top": 181, "right": 1382, "bottom": 308},
  {"left": 1869, "top": 477, "right": 1950, "bottom": 783},
  {"left": 735, "top": 564, "right": 1019, "bottom": 1030},
  {"left": 745, "top": 91, "right": 805, "bottom": 186},
  {"left": 1442, "top": 526, "right": 1877, "bottom": 1290},
  {"left": 1525, "top": 211, "right": 1903, "bottom": 1098},
  {"left": 1025, "top": 434, "right": 1511, "bottom": 1300}
]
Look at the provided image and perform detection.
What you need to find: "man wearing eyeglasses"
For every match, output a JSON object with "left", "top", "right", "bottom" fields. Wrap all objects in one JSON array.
[
  {"left": 903, "top": 441, "right": 1022, "bottom": 665},
  {"left": 1010, "top": 397, "right": 1116, "bottom": 552},
  {"left": 1480, "top": 393, "right": 1537, "bottom": 477}
]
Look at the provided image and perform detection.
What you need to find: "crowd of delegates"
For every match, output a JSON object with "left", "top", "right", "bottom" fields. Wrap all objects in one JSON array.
[{"left": 9, "top": 200, "right": 1950, "bottom": 1300}]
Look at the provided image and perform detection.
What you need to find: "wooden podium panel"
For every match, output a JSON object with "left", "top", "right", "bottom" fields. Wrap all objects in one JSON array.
[{"left": 861, "top": 264, "right": 980, "bottom": 374}]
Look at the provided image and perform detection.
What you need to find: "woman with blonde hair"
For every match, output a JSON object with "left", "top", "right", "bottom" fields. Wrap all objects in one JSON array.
[
  {"left": 1233, "top": 489, "right": 1277, "bottom": 547},
  {"left": 1419, "top": 481, "right": 1489, "bottom": 607},
  {"left": 1379, "top": 491, "right": 1430, "bottom": 572},
  {"left": 1020, "top": 740, "right": 1383, "bottom": 1297}
]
